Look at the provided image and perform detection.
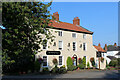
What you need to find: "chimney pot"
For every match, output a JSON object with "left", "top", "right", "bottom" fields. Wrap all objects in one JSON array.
[
  {"left": 98, "top": 43, "right": 101, "bottom": 47},
  {"left": 105, "top": 44, "right": 107, "bottom": 51},
  {"left": 52, "top": 12, "right": 59, "bottom": 21},
  {"left": 114, "top": 43, "right": 117, "bottom": 47},
  {"left": 73, "top": 17, "right": 80, "bottom": 25}
]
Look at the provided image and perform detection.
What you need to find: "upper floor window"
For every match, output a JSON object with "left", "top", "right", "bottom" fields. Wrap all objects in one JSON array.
[
  {"left": 73, "top": 42, "right": 76, "bottom": 51},
  {"left": 72, "top": 33, "right": 76, "bottom": 38},
  {"left": 58, "top": 31, "right": 62, "bottom": 36},
  {"left": 83, "top": 43, "right": 87, "bottom": 51},
  {"left": 83, "top": 34, "right": 86, "bottom": 39},
  {"left": 43, "top": 40, "right": 47, "bottom": 49},
  {"left": 59, "top": 41, "right": 63, "bottom": 50}
]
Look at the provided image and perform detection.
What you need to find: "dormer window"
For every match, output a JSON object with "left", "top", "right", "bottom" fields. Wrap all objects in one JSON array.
[{"left": 58, "top": 31, "right": 62, "bottom": 36}]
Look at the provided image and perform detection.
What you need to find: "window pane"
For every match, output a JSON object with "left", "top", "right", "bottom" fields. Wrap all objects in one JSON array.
[
  {"left": 83, "top": 43, "right": 86, "bottom": 51},
  {"left": 58, "top": 31, "right": 60, "bottom": 36},
  {"left": 58, "top": 31, "right": 62, "bottom": 36},
  {"left": 43, "top": 56, "right": 47, "bottom": 66},
  {"left": 83, "top": 34, "right": 86, "bottom": 39},
  {"left": 73, "top": 42, "right": 76, "bottom": 51},
  {"left": 59, "top": 41, "right": 62, "bottom": 50},
  {"left": 72, "top": 33, "right": 76, "bottom": 38},
  {"left": 59, "top": 56, "right": 62, "bottom": 65}
]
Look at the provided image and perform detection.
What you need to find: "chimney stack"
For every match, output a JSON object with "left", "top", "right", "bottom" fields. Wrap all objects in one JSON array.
[
  {"left": 114, "top": 43, "right": 117, "bottom": 47},
  {"left": 98, "top": 43, "right": 101, "bottom": 47},
  {"left": 73, "top": 17, "right": 80, "bottom": 25},
  {"left": 105, "top": 44, "right": 107, "bottom": 51},
  {"left": 52, "top": 12, "right": 59, "bottom": 21}
]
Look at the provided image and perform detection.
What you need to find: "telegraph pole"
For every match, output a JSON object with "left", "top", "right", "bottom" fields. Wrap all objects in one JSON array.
[{"left": 99, "top": 57, "right": 100, "bottom": 70}]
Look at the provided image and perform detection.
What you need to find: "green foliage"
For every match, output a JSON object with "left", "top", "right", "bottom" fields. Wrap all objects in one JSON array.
[
  {"left": 42, "top": 67, "right": 49, "bottom": 73},
  {"left": 67, "top": 57, "right": 73, "bottom": 66},
  {"left": 106, "top": 60, "right": 109, "bottom": 67},
  {"left": 67, "top": 57, "right": 74, "bottom": 71},
  {"left": 34, "top": 60, "right": 40, "bottom": 72},
  {"left": 59, "top": 66, "right": 67, "bottom": 74},
  {"left": 87, "top": 62, "right": 90, "bottom": 68},
  {"left": 67, "top": 65, "right": 74, "bottom": 71},
  {"left": 2, "top": 2, "right": 53, "bottom": 73},
  {"left": 78, "top": 64, "right": 85, "bottom": 69},
  {"left": 51, "top": 65, "right": 59, "bottom": 73},
  {"left": 109, "top": 59, "right": 118, "bottom": 67},
  {"left": 73, "top": 66, "right": 78, "bottom": 70},
  {"left": 117, "top": 58, "right": 120, "bottom": 67},
  {"left": 90, "top": 57, "right": 95, "bottom": 67},
  {"left": 82, "top": 57, "right": 86, "bottom": 68},
  {"left": 78, "top": 58, "right": 82, "bottom": 64}
]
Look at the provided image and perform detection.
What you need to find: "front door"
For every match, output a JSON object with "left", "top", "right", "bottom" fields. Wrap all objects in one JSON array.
[{"left": 73, "top": 54, "right": 77, "bottom": 66}]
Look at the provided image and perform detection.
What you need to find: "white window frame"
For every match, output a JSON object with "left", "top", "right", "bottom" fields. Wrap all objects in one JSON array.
[
  {"left": 58, "top": 40, "right": 63, "bottom": 50},
  {"left": 83, "top": 34, "right": 86, "bottom": 39},
  {"left": 43, "top": 56, "right": 48, "bottom": 67},
  {"left": 73, "top": 42, "right": 77, "bottom": 51},
  {"left": 59, "top": 56, "right": 63, "bottom": 66},
  {"left": 58, "top": 31, "right": 63, "bottom": 36},
  {"left": 72, "top": 33, "right": 77, "bottom": 38}
]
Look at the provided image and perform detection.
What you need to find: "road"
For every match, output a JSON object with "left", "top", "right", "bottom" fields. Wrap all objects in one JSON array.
[{"left": 1, "top": 70, "right": 120, "bottom": 80}]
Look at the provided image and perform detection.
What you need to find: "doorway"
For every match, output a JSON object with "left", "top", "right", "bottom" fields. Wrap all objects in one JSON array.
[{"left": 73, "top": 54, "right": 77, "bottom": 66}]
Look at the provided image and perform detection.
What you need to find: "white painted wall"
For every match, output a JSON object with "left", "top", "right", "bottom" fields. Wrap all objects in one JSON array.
[{"left": 105, "top": 51, "right": 119, "bottom": 64}]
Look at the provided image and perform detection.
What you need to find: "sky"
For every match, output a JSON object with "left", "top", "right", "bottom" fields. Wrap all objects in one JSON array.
[{"left": 49, "top": 2, "right": 118, "bottom": 48}]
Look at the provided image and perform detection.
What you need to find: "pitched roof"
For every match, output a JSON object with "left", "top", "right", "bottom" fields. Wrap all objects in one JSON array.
[
  {"left": 94, "top": 46, "right": 106, "bottom": 52},
  {"left": 107, "top": 46, "right": 119, "bottom": 51},
  {"left": 48, "top": 20, "right": 93, "bottom": 34},
  {"left": 107, "top": 56, "right": 116, "bottom": 60},
  {"left": 116, "top": 52, "right": 120, "bottom": 55}
]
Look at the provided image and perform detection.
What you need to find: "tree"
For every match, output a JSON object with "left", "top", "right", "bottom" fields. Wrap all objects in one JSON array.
[
  {"left": 67, "top": 57, "right": 74, "bottom": 71},
  {"left": 87, "top": 62, "right": 90, "bottom": 68},
  {"left": 82, "top": 57, "right": 86, "bottom": 68},
  {"left": 2, "top": 2, "right": 54, "bottom": 73},
  {"left": 67, "top": 57, "right": 73, "bottom": 66}
]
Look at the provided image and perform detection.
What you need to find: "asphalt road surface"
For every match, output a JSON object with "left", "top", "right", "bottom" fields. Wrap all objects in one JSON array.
[{"left": 1, "top": 70, "right": 120, "bottom": 80}]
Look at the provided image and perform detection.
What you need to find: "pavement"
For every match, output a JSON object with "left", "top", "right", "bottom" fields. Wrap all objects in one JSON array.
[{"left": 1, "top": 70, "right": 120, "bottom": 79}]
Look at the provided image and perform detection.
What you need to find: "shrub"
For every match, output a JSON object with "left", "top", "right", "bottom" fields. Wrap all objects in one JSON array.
[
  {"left": 109, "top": 59, "right": 118, "bottom": 67},
  {"left": 78, "top": 58, "right": 82, "bottom": 64},
  {"left": 117, "top": 58, "right": 120, "bottom": 66},
  {"left": 51, "top": 65, "right": 59, "bottom": 73},
  {"left": 67, "top": 57, "right": 73, "bottom": 66},
  {"left": 90, "top": 57, "right": 95, "bottom": 67},
  {"left": 87, "top": 62, "right": 90, "bottom": 68},
  {"left": 78, "top": 63, "right": 85, "bottom": 69},
  {"left": 67, "top": 65, "right": 74, "bottom": 71},
  {"left": 52, "top": 58, "right": 58, "bottom": 66},
  {"left": 59, "top": 66, "right": 67, "bottom": 74},
  {"left": 73, "top": 66, "right": 78, "bottom": 70},
  {"left": 82, "top": 57, "right": 86, "bottom": 68},
  {"left": 42, "top": 67, "right": 49, "bottom": 73},
  {"left": 67, "top": 57, "right": 74, "bottom": 71},
  {"left": 106, "top": 60, "right": 109, "bottom": 67},
  {"left": 34, "top": 60, "right": 40, "bottom": 72},
  {"left": 38, "top": 57, "right": 43, "bottom": 64}
]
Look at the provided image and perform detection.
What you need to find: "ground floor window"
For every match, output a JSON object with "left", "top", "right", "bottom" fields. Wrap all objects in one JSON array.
[
  {"left": 43, "top": 56, "right": 47, "bottom": 66},
  {"left": 59, "top": 56, "right": 62, "bottom": 65}
]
